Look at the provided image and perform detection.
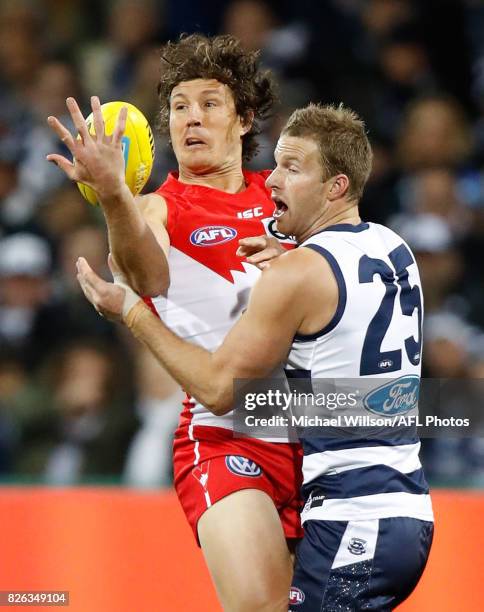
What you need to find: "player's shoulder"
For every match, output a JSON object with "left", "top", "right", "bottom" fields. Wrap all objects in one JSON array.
[
  {"left": 261, "top": 247, "right": 332, "bottom": 292},
  {"left": 352, "top": 220, "right": 406, "bottom": 244},
  {"left": 242, "top": 168, "right": 272, "bottom": 189},
  {"left": 250, "top": 247, "right": 337, "bottom": 319},
  {"left": 245, "top": 168, "right": 272, "bottom": 181},
  {"left": 136, "top": 192, "right": 168, "bottom": 227},
  {"left": 361, "top": 221, "right": 418, "bottom": 255}
]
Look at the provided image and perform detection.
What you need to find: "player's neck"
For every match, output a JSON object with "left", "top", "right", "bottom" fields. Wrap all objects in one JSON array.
[
  {"left": 299, "top": 205, "right": 361, "bottom": 243},
  {"left": 177, "top": 163, "right": 246, "bottom": 194}
]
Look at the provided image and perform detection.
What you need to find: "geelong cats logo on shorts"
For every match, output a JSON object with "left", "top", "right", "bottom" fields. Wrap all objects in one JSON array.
[
  {"left": 225, "top": 455, "right": 262, "bottom": 477},
  {"left": 348, "top": 537, "right": 367, "bottom": 555}
]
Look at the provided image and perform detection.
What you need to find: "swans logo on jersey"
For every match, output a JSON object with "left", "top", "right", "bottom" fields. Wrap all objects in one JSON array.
[
  {"left": 190, "top": 225, "right": 237, "bottom": 246},
  {"left": 363, "top": 375, "right": 419, "bottom": 416},
  {"left": 261, "top": 218, "right": 296, "bottom": 244},
  {"left": 192, "top": 461, "right": 210, "bottom": 490},
  {"left": 289, "top": 588, "right": 305, "bottom": 605},
  {"left": 225, "top": 455, "right": 262, "bottom": 477}
]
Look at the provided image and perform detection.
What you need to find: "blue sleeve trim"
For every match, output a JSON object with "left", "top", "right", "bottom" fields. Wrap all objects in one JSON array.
[
  {"left": 307, "top": 222, "right": 369, "bottom": 238},
  {"left": 293, "top": 244, "right": 347, "bottom": 342}
]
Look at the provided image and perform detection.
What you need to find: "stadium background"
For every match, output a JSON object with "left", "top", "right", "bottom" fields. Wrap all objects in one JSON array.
[{"left": 0, "top": 0, "right": 482, "bottom": 610}]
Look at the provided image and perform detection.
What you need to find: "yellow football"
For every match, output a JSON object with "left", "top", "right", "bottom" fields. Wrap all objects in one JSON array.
[{"left": 77, "top": 101, "right": 155, "bottom": 205}]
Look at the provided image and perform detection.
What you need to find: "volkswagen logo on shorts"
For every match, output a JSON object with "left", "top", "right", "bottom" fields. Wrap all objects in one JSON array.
[
  {"left": 289, "top": 587, "right": 305, "bottom": 605},
  {"left": 225, "top": 455, "right": 262, "bottom": 477},
  {"left": 190, "top": 225, "right": 237, "bottom": 247}
]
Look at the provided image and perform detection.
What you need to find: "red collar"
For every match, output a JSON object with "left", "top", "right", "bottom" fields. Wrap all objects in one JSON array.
[{"left": 161, "top": 170, "right": 259, "bottom": 196}]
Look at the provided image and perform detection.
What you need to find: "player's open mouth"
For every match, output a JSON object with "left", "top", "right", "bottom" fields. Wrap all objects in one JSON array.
[
  {"left": 185, "top": 138, "right": 206, "bottom": 147},
  {"left": 273, "top": 198, "right": 288, "bottom": 219}
]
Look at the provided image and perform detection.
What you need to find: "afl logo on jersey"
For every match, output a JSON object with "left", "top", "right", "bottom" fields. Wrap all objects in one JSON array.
[
  {"left": 225, "top": 455, "right": 262, "bottom": 477},
  {"left": 378, "top": 359, "right": 394, "bottom": 370},
  {"left": 190, "top": 225, "right": 237, "bottom": 247}
]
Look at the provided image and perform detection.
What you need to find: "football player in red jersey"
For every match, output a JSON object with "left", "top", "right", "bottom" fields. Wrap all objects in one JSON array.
[{"left": 47, "top": 35, "right": 301, "bottom": 611}]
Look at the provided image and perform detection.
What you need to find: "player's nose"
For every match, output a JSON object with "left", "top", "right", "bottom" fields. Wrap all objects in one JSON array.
[
  {"left": 265, "top": 167, "right": 279, "bottom": 190},
  {"left": 186, "top": 103, "right": 203, "bottom": 126}
]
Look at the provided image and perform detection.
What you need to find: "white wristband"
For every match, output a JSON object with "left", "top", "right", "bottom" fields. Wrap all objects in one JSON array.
[
  {"left": 119, "top": 281, "right": 142, "bottom": 318},
  {"left": 110, "top": 273, "right": 142, "bottom": 318}
]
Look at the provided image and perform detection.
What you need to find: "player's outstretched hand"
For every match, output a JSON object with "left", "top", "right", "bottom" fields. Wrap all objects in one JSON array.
[
  {"left": 76, "top": 255, "right": 141, "bottom": 322},
  {"left": 46, "top": 96, "right": 128, "bottom": 202},
  {"left": 237, "top": 235, "right": 286, "bottom": 270}
]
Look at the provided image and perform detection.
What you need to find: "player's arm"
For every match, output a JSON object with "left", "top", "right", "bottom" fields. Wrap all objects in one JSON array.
[
  {"left": 107, "top": 190, "right": 171, "bottom": 296},
  {"left": 165, "top": 253, "right": 308, "bottom": 413},
  {"left": 76, "top": 250, "right": 318, "bottom": 415},
  {"left": 47, "top": 96, "right": 170, "bottom": 296},
  {"left": 196, "top": 247, "right": 337, "bottom": 411}
]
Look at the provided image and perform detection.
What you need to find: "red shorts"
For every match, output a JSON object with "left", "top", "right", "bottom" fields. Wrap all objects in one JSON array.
[{"left": 173, "top": 424, "right": 303, "bottom": 544}]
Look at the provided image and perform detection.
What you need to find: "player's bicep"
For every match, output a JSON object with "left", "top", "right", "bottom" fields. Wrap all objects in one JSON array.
[
  {"left": 136, "top": 193, "right": 170, "bottom": 258},
  {"left": 213, "top": 262, "right": 304, "bottom": 380}
]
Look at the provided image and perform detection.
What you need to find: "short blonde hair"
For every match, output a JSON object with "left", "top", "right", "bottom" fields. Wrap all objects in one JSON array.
[{"left": 282, "top": 103, "right": 373, "bottom": 202}]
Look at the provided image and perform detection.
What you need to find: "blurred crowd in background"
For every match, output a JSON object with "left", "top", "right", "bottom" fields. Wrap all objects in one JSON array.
[{"left": 1, "top": 0, "right": 484, "bottom": 487}]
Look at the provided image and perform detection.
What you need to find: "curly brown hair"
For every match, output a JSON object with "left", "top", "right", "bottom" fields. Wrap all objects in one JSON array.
[{"left": 157, "top": 33, "right": 277, "bottom": 161}]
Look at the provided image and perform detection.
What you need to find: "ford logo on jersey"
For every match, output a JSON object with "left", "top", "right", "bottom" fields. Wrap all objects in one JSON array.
[
  {"left": 190, "top": 225, "right": 237, "bottom": 246},
  {"left": 363, "top": 375, "right": 420, "bottom": 415}
]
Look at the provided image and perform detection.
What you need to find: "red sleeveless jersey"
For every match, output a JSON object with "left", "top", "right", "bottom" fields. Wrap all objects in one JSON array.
[{"left": 147, "top": 170, "right": 294, "bottom": 440}]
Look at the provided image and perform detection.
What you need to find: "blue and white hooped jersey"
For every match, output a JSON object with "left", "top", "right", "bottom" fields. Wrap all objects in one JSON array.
[{"left": 286, "top": 222, "right": 433, "bottom": 523}]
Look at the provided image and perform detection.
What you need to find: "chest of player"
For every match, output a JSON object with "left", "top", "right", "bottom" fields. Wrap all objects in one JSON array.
[{"left": 166, "top": 196, "right": 292, "bottom": 281}]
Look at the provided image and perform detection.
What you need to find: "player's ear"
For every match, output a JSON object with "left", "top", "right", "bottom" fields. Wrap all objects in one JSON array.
[
  {"left": 240, "top": 110, "right": 254, "bottom": 136},
  {"left": 328, "top": 174, "right": 350, "bottom": 200}
]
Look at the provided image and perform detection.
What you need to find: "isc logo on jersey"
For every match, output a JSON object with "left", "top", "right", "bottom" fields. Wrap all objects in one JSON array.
[
  {"left": 237, "top": 206, "right": 263, "bottom": 219},
  {"left": 190, "top": 226, "right": 237, "bottom": 247}
]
